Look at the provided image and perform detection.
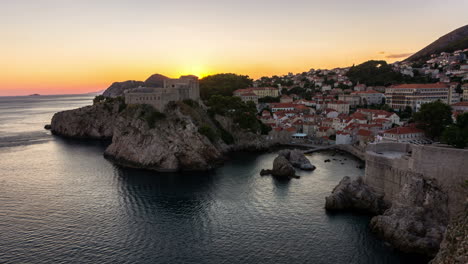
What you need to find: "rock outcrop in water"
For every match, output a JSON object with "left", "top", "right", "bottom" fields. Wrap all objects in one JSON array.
[
  {"left": 325, "top": 176, "right": 389, "bottom": 214},
  {"left": 260, "top": 155, "right": 297, "bottom": 179},
  {"left": 279, "top": 149, "right": 316, "bottom": 170},
  {"left": 51, "top": 100, "right": 273, "bottom": 171},
  {"left": 370, "top": 177, "right": 449, "bottom": 257}
]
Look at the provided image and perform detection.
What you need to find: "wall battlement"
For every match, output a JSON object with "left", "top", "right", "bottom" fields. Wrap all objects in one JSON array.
[{"left": 124, "top": 75, "right": 199, "bottom": 111}]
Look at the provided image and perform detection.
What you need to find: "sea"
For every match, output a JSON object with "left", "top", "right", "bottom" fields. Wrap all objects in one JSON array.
[{"left": 0, "top": 95, "right": 428, "bottom": 263}]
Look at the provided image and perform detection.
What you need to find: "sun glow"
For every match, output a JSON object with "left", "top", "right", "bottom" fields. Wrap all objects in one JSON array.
[{"left": 178, "top": 64, "right": 213, "bottom": 79}]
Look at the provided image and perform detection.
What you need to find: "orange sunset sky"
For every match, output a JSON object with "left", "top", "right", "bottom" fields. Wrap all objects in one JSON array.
[{"left": 1, "top": 0, "right": 468, "bottom": 96}]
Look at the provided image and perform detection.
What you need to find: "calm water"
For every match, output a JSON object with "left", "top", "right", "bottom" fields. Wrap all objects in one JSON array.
[{"left": 0, "top": 95, "right": 427, "bottom": 263}]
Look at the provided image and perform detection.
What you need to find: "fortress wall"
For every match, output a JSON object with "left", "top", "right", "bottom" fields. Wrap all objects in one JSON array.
[
  {"left": 364, "top": 143, "right": 468, "bottom": 218},
  {"left": 335, "top": 144, "right": 366, "bottom": 160},
  {"left": 410, "top": 145, "right": 468, "bottom": 216},
  {"left": 364, "top": 151, "right": 421, "bottom": 202},
  {"left": 366, "top": 142, "right": 412, "bottom": 153}
]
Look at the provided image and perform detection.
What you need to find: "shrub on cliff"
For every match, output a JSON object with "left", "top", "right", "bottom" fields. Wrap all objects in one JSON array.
[
  {"left": 137, "top": 104, "right": 166, "bottom": 129},
  {"left": 198, "top": 125, "right": 218, "bottom": 142},
  {"left": 206, "top": 95, "right": 265, "bottom": 134}
]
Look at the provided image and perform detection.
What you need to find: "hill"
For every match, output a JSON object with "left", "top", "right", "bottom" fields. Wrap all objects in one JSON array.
[{"left": 405, "top": 24, "right": 468, "bottom": 62}]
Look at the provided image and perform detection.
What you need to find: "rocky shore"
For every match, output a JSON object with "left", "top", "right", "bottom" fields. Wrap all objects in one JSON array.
[
  {"left": 51, "top": 99, "right": 274, "bottom": 171},
  {"left": 325, "top": 175, "right": 458, "bottom": 259},
  {"left": 325, "top": 176, "right": 389, "bottom": 215}
]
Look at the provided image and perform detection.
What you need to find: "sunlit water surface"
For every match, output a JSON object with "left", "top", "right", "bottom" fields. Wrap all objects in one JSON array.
[{"left": 0, "top": 95, "right": 427, "bottom": 263}]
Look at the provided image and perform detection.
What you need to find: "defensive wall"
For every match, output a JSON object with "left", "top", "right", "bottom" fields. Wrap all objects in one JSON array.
[{"left": 364, "top": 142, "right": 468, "bottom": 218}]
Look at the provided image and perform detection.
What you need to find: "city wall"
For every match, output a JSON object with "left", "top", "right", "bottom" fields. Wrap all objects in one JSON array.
[{"left": 364, "top": 143, "right": 468, "bottom": 218}]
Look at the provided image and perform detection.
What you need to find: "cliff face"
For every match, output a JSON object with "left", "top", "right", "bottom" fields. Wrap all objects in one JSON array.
[
  {"left": 51, "top": 103, "right": 118, "bottom": 139},
  {"left": 430, "top": 202, "right": 467, "bottom": 264},
  {"left": 51, "top": 100, "right": 273, "bottom": 171},
  {"left": 370, "top": 177, "right": 449, "bottom": 257}
]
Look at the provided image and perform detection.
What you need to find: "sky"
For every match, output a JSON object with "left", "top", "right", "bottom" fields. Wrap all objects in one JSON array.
[{"left": 1, "top": 0, "right": 467, "bottom": 96}]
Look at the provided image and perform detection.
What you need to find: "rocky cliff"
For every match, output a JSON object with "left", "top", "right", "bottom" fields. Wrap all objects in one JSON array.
[
  {"left": 370, "top": 177, "right": 449, "bottom": 257},
  {"left": 325, "top": 176, "right": 389, "bottom": 215},
  {"left": 430, "top": 202, "right": 467, "bottom": 264},
  {"left": 51, "top": 99, "right": 273, "bottom": 171}
]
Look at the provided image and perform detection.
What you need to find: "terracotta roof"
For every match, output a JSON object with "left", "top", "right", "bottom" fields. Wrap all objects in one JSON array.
[
  {"left": 270, "top": 103, "right": 296, "bottom": 108},
  {"left": 451, "top": 101, "right": 468, "bottom": 107},
  {"left": 357, "top": 129, "right": 373, "bottom": 137},
  {"left": 351, "top": 90, "right": 382, "bottom": 94},
  {"left": 318, "top": 126, "right": 332, "bottom": 131},
  {"left": 389, "top": 83, "right": 448, "bottom": 89},
  {"left": 384, "top": 127, "right": 424, "bottom": 135},
  {"left": 294, "top": 105, "right": 309, "bottom": 110},
  {"left": 336, "top": 131, "right": 350, "bottom": 135}
]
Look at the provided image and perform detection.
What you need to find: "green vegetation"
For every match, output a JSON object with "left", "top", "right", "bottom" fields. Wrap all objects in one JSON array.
[
  {"left": 442, "top": 113, "right": 468, "bottom": 149},
  {"left": 207, "top": 95, "right": 270, "bottom": 134},
  {"left": 219, "top": 127, "right": 235, "bottom": 144},
  {"left": 93, "top": 95, "right": 106, "bottom": 104},
  {"left": 93, "top": 95, "right": 127, "bottom": 112},
  {"left": 258, "top": 96, "right": 280, "bottom": 103},
  {"left": 399, "top": 106, "right": 413, "bottom": 119},
  {"left": 198, "top": 125, "right": 218, "bottom": 142},
  {"left": 282, "top": 86, "right": 313, "bottom": 100},
  {"left": 182, "top": 99, "right": 199, "bottom": 108},
  {"left": 137, "top": 104, "right": 166, "bottom": 129},
  {"left": 200, "top": 73, "right": 253, "bottom": 100},
  {"left": 413, "top": 101, "right": 453, "bottom": 140},
  {"left": 346, "top": 60, "right": 403, "bottom": 86}
]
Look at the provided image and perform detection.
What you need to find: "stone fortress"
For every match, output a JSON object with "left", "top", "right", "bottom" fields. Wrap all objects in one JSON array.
[{"left": 124, "top": 75, "right": 199, "bottom": 111}]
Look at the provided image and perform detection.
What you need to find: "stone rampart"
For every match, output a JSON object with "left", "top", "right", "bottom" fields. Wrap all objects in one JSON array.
[{"left": 364, "top": 143, "right": 468, "bottom": 218}]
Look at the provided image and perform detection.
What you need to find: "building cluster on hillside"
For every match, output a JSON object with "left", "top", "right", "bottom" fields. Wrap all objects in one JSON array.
[{"left": 233, "top": 48, "right": 468, "bottom": 146}]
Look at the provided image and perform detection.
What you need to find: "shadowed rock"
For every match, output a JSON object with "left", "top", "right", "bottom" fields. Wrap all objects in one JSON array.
[
  {"left": 260, "top": 155, "right": 298, "bottom": 179},
  {"left": 370, "top": 177, "right": 449, "bottom": 257},
  {"left": 279, "top": 149, "right": 316, "bottom": 171},
  {"left": 325, "top": 176, "right": 389, "bottom": 215}
]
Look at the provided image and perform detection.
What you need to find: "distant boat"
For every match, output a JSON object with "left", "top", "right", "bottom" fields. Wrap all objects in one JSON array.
[{"left": 28, "top": 94, "right": 41, "bottom": 96}]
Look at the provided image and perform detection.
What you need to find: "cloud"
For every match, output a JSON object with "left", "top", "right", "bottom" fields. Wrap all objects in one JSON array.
[
  {"left": 385, "top": 52, "right": 414, "bottom": 59},
  {"left": 378, "top": 51, "right": 385, "bottom": 54}
]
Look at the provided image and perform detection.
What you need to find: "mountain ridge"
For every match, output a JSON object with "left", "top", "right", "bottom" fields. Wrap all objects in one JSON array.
[{"left": 404, "top": 24, "right": 468, "bottom": 62}]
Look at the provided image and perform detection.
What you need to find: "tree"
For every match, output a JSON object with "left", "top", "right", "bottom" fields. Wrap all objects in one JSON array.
[
  {"left": 442, "top": 113, "right": 468, "bottom": 148},
  {"left": 413, "top": 101, "right": 453, "bottom": 140},
  {"left": 258, "top": 96, "right": 280, "bottom": 103},
  {"left": 399, "top": 106, "right": 413, "bottom": 119},
  {"left": 206, "top": 95, "right": 267, "bottom": 134},
  {"left": 455, "top": 83, "right": 463, "bottom": 94},
  {"left": 346, "top": 60, "right": 403, "bottom": 86},
  {"left": 199, "top": 73, "right": 253, "bottom": 100}
]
